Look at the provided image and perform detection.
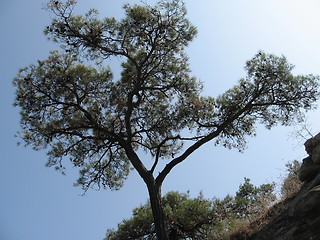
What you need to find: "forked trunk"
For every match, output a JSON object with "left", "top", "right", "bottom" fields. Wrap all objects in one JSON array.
[{"left": 146, "top": 180, "right": 170, "bottom": 240}]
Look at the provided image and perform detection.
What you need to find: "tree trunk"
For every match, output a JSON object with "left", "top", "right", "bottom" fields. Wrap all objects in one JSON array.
[{"left": 146, "top": 180, "right": 170, "bottom": 240}]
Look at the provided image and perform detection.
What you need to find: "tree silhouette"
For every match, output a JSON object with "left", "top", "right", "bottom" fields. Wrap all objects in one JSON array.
[{"left": 13, "top": 1, "right": 319, "bottom": 239}]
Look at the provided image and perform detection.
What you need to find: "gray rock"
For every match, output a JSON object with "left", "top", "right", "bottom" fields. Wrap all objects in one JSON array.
[
  {"left": 304, "top": 132, "right": 320, "bottom": 164},
  {"left": 298, "top": 157, "right": 320, "bottom": 182},
  {"left": 299, "top": 133, "right": 320, "bottom": 182}
]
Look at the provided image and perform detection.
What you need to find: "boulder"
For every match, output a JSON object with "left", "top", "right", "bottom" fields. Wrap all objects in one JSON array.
[
  {"left": 304, "top": 132, "right": 320, "bottom": 164},
  {"left": 298, "top": 133, "right": 320, "bottom": 182},
  {"left": 298, "top": 157, "right": 320, "bottom": 182}
]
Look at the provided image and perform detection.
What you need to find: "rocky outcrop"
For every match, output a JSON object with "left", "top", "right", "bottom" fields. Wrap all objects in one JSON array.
[
  {"left": 299, "top": 133, "right": 320, "bottom": 182},
  {"left": 232, "top": 133, "right": 320, "bottom": 240}
]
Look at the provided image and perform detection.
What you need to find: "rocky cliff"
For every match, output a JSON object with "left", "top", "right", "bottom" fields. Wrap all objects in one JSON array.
[{"left": 232, "top": 133, "right": 320, "bottom": 240}]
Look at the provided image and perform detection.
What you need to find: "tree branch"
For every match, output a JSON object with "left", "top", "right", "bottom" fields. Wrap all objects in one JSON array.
[{"left": 155, "top": 98, "right": 256, "bottom": 185}]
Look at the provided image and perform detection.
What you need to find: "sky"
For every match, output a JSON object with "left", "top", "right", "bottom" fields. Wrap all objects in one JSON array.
[{"left": 1, "top": 0, "right": 320, "bottom": 240}]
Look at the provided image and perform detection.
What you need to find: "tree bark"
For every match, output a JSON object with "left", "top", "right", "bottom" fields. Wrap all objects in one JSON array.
[
  {"left": 123, "top": 145, "right": 170, "bottom": 239},
  {"left": 146, "top": 179, "right": 170, "bottom": 240}
]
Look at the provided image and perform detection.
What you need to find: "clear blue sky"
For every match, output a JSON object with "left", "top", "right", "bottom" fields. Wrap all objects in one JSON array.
[{"left": 1, "top": 0, "right": 320, "bottom": 240}]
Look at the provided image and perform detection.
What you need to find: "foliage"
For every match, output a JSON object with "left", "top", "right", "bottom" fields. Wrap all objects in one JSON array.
[
  {"left": 14, "top": 0, "right": 199, "bottom": 191},
  {"left": 104, "top": 179, "right": 276, "bottom": 240},
  {"left": 14, "top": 0, "right": 319, "bottom": 191},
  {"left": 13, "top": 0, "right": 320, "bottom": 239},
  {"left": 281, "top": 160, "right": 302, "bottom": 198},
  {"left": 232, "top": 178, "right": 276, "bottom": 222},
  {"left": 212, "top": 178, "right": 276, "bottom": 238}
]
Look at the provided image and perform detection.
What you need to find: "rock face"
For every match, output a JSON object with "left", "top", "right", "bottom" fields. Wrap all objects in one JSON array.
[
  {"left": 232, "top": 133, "right": 320, "bottom": 240},
  {"left": 299, "top": 133, "right": 320, "bottom": 182}
]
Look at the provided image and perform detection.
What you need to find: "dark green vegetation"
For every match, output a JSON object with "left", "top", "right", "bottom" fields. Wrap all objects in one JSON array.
[
  {"left": 105, "top": 161, "right": 305, "bottom": 240},
  {"left": 13, "top": 0, "right": 319, "bottom": 239},
  {"left": 105, "top": 178, "right": 276, "bottom": 240}
]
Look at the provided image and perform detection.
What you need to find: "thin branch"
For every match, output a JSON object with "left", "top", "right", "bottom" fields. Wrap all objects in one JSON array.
[{"left": 81, "top": 149, "right": 112, "bottom": 195}]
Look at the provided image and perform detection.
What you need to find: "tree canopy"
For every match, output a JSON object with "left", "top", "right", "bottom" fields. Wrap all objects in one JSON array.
[
  {"left": 14, "top": 0, "right": 319, "bottom": 191},
  {"left": 13, "top": 0, "right": 320, "bottom": 239}
]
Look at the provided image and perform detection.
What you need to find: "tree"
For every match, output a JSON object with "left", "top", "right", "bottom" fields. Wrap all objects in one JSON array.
[
  {"left": 232, "top": 178, "right": 276, "bottom": 222},
  {"left": 13, "top": 0, "right": 319, "bottom": 239},
  {"left": 211, "top": 179, "right": 276, "bottom": 238}
]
